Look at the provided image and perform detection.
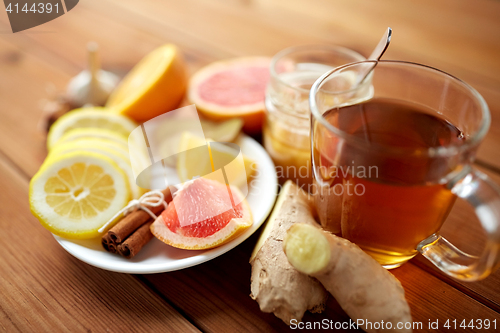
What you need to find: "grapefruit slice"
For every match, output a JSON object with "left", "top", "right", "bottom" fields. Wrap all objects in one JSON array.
[
  {"left": 187, "top": 57, "right": 271, "bottom": 133},
  {"left": 151, "top": 178, "right": 253, "bottom": 250}
]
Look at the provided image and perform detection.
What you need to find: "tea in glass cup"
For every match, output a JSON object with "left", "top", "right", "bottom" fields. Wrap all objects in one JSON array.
[{"left": 310, "top": 60, "right": 500, "bottom": 280}]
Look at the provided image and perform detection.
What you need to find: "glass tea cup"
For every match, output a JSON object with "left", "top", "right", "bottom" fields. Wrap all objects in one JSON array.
[
  {"left": 264, "top": 45, "right": 365, "bottom": 189},
  {"left": 309, "top": 60, "right": 500, "bottom": 280}
]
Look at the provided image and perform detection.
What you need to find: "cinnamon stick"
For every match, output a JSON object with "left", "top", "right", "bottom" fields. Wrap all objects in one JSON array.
[
  {"left": 117, "top": 220, "right": 154, "bottom": 259},
  {"left": 108, "top": 204, "right": 163, "bottom": 243},
  {"left": 101, "top": 233, "right": 114, "bottom": 252},
  {"left": 108, "top": 242, "right": 118, "bottom": 254},
  {"left": 101, "top": 187, "right": 174, "bottom": 255},
  {"left": 108, "top": 187, "right": 173, "bottom": 243}
]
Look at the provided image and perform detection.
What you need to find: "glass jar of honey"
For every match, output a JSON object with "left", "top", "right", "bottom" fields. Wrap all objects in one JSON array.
[{"left": 264, "top": 45, "right": 365, "bottom": 189}]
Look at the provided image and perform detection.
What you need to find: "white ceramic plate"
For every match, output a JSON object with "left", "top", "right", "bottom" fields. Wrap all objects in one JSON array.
[{"left": 54, "top": 135, "right": 278, "bottom": 274}]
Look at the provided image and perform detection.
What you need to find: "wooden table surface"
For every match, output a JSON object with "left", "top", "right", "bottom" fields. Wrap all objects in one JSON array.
[{"left": 1, "top": 0, "right": 500, "bottom": 332}]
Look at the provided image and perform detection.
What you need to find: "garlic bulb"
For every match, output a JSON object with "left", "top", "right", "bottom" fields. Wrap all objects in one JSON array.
[{"left": 66, "top": 42, "right": 119, "bottom": 107}]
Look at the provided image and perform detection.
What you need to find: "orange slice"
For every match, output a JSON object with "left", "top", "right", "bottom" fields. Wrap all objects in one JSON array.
[{"left": 106, "top": 44, "right": 188, "bottom": 122}]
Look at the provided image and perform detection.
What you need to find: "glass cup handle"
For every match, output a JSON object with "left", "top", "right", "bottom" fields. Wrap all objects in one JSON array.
[{"left": 417, "top": 168, "right": 500, "bottom": 281}]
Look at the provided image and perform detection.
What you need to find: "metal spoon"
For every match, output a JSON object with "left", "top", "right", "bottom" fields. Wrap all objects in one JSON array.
[
  {"left": 352, "top": 28, "right": 391, "bottom": 144},
  {"left": 353, "top": 27, "right": 392, "bottom": 87}
]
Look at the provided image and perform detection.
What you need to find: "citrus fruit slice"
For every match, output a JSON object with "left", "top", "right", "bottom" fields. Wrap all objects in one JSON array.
[
  {"left": 151, "top": 178, "right": 253, "bottom": 249},
  {"left": 29, "top": 151, "right": 130, "bottom": 239},
  {"left": 106, "top": 44, "right": 188, "bottom": 122},
  {"left": 176, "top": 132, "right": 256, "bottom": 188},
  {"left": 201, "top": 118, "right": 243, "bottom": 143},
  {"left": 155, "top": 118, "right": 243, "bottom": 147},
  {"left": 176, "top": 132, "right": 212, "bottom": 182},
  {"left": 47, "top": 107, "right": 137, "bottom": 149},
  {"left": 55, "top": 128, "right": 128, "bottom": 149},
  {"left": 187, "top": 57, "right": 271, "bottom": 133},
  {"left": 49, "top": 138, "right": 129, "bottom": 162},
  {"left": 46, "top": 141, "right": 143, "bottom": 199}
]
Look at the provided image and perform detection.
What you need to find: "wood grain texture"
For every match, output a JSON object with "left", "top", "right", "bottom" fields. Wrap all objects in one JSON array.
[
  {"left": 0, "top": 37, "right": 65, "bottom": 177},
  {"left": 0, "top": 0, "right": 499, "bottom": 331},
  {"left": 0, "top": 155, "right": 199, "bottom": 333},
  {"left": 392, "top": 263, "right": 500, "bottom": 332}
]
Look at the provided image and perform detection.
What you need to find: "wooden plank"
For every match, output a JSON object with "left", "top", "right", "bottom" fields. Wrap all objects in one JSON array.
[
  {"left": 261, "top": 0, "right": 500, "bottom": 85},
  {"left": 93, "top": 0, "right": 500, "bottom": 91},
  {"left": 392, "top": 263, "right": 500, "bottom": 332},
  {"left": 0, "top": 0, "right": 228, "bottom": 76},
  {"left": 0, "top": 154, "right": 200, "bottom": 333},
  {"left": 0, "top": 38, "right": 68, "bottom": 177}
]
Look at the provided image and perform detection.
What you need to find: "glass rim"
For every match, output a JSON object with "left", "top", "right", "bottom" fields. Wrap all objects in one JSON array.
[
  {"left": 270, "top": 44, "right": 366, "bottom": 95},
  {"left": 309, "top": 60, "right": 491, "bottom": 157}
]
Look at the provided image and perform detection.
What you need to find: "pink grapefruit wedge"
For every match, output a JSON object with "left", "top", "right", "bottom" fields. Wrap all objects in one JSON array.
[{"left": 151, "top": 178, "right": 253, "bottom": 250}]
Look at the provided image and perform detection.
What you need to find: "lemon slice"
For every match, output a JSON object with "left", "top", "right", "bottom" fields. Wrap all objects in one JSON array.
[
  {"left": 48, "top": 138, "right": 129, "bottom": 164},
  {"left": 55, "top": 128, "right": 128, "bottom": 150},
  {"left": 52, "top": 137, "right": 149, "bottom": 184},
  {"left": 46, "top": 141, "right": 144, "bottom": 199},
  {"left": 29, "top": 152, "right": 130, "bottom": 239},
  {"left": 177, "top": 132, "right": 256, "bottom": 188},
  {"left": 47, "top": 107, "right": 137, "bottom": 149},
  {"left": 106, "top": 44, "right": 187, "bottom": 122},
  {"left": 177, "top": 133, "right": 213, "bottom": 182}
]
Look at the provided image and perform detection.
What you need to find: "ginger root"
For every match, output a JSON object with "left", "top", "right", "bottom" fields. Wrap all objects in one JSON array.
[
  {"left": 250, "top": 181, "right": 328, "bottom": 325},
  {"left": 284, "top": 223, "right": 412, "bottom": 333}
]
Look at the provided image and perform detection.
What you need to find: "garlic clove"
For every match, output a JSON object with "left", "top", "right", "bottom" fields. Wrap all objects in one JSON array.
[{"left": 66, "top": 42, "right": 119, "bottom": 108}]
